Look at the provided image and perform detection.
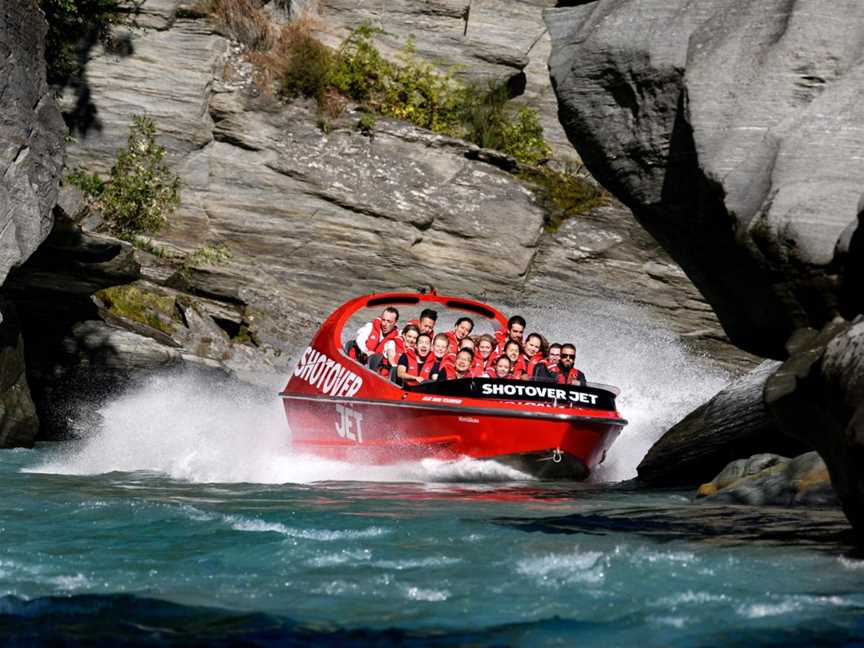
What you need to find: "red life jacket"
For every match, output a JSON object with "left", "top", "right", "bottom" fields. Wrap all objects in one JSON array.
[
  {"left": 402, "top": 348, "right": 432, "bottom": 386},
  {"left": 419, "top": 354, "right": 445, "bottom": 382},
  {"left": 494, "top": 327, "right": 508, "bottom": 353},
  {"left": 440, "top": 365, "right": 471, "bottom": 381},
  {"left": 365, "top": 318, "right": 399, "bottom": 354},
  {"left": 524, "top": 353, "right": 545, "bottom": 379},
  {"left": 470, "top": 355, "right": 485, "bottom": 374},
  {"left": 440, "top": 352, "right": 456, "bottom": 374},
  {"left": 557, "top": 367, "right": 586, "bottom": 385},
  {"left": 444, "top": 330, "right": 459, "bottom": 354},
  {"left": 510, "top": 355, "right": 527, "bottom": 379}
]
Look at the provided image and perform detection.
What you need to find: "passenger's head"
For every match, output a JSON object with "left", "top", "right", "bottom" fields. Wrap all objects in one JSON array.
[
  {"left": 506, "top": 315, "right": 526, "bottom": 344},
  {"left": 401, "top": 324, "right": 420, "bottom": 349},
  {"left": 454, "top": 317, "right": 474, "bottom": 340},
  {"left": 380, "top": 307, "right": 399, "bottom": 334},
  {"left": 455, "top": 349, "right": 473, "bottom": 372},
  {"left": 547, "top": 343, "right": 562, "bottom": 363},
  {"left": 560, "top": 343, "right": 576, "bottom": 367},
  {"left": 459, "top": 337, "right": 476, "bottom": 352},
  {"left": 494, "top": 355, "right": 512, "bottom": 378},
  {"left": 524, "top": 333, "right": 544, "bottom": 357},
  {"left": 416, "top": 333, "right": 432, "bottom": 357},
  {"left": 432, "top": 333, "right": 450, "bottom": 358},
  {"left": 418, "top": 309, "right": 437, "bottom": 334},
  {"left": 477, "top": 334, "right": 495, "bottom": 359},
  {"left": 504, "top": 340, "right": 522, "bottom": 363}
]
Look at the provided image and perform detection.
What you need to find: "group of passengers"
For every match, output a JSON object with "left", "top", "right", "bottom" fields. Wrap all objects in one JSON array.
[{"left": 350, "top": 307, "right": 587, "bottom": 388}]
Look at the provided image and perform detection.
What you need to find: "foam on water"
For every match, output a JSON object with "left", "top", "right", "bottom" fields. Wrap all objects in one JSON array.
[{"left": 29, "top": 299, "right": 732, "bottom": 483}]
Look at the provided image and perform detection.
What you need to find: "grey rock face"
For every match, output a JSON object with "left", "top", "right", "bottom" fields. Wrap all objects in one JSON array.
[
  {"left": 0, "top": 0, "right": 65, "bottom": 283},
  {"left": 546, "top": 0, "right": 864, "bottom": 358},
  {"left": 637, "top": 360, "right": 809, "bottom": 486},
  {"left": 0, "top": 0, "right": 66, "bottom": 447},
  {"left": 766, "top": 318, "right": 864, "bottom": 539}
]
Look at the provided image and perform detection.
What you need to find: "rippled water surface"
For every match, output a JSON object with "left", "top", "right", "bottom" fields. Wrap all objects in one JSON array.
[{"left": 2, "top": 446, "right": 863, "bottom": 646}]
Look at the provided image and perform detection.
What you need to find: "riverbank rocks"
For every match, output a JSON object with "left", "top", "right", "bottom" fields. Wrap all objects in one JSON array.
[
  {"left": 637, "top": 361, "right": 809, "bottom": 486},
  {"left": 766, "top": 318, "right": 864, "bottom": 541},
  {"left": 545, "top": 1, "right": 864, "bottom": 359},
  {"left": 696, "top": 452, "right": 837, "bottom": 508},
  {"left": 0, "top": 0, "right": 66, "bottom": 446}
]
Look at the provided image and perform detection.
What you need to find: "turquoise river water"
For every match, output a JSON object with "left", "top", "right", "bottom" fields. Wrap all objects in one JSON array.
[{"left": 2, "top": 309, "right": 863, "bottom": 646}]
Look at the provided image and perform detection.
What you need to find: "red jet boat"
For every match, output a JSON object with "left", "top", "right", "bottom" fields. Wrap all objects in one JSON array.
[{"left": 281, "top": 292, "right": 627, "bottom": 479}]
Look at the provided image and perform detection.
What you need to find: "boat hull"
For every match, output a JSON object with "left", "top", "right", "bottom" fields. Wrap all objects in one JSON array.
[{"left": 283, "top": 395, "right": 622, "bottom": 480}]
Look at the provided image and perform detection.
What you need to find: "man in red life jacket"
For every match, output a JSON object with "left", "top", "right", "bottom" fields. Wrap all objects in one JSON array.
[
  {"left": 422, "top": 333, "right": 452, "bottom": 382},
  {"left": 556, "top": 343, "right": 586, "bottom": 385},
  {"left": 437, "top": 348, "right": 474, "bottom": 381},
  {"left": 494, "top": 315, "right": 525, "bottom": 353},
  {"left": 407, "top": 308, "right": 438, "bottom": 336},
  {"left": 396, "top": 332, "right": 432, "bottom": 386},
  {"left": 445, "top": 316, "right": 474, "bottom": 354},
  {"left": 352, "top": 306, "right": 399, "bottom": 364},
  {"left": 535, "top": 343, "right": 562, "bottom": 380}
]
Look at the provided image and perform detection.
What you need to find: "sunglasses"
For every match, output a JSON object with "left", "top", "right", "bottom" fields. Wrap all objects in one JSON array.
[{"left": 561, "top": 353, "right": 575, "bottom": 359}]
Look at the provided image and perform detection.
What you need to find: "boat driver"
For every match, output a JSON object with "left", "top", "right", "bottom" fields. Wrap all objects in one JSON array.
[{"left": 352, "top": 307, "right": 399, "bottom": 364}]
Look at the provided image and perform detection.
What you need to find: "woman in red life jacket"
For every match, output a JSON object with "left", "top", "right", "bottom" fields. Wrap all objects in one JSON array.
[
  {"left": 445, "top": 316, "right": 474, "bottom": 354},
  {"left": 396, "top": 332, "right": 432, "bottom": 386},
  {"left": 522, "top": 333, "right": 548, "bottom": 380},
  {"left": 494, "top": 315, "right": 526, "bottom": 353},
  {"left": 437, "top": 348, "right": 474, "bottom": 381},
  {"left": 421, "top": 333, "right": 453, "bottom": 382},
  {"left": 503, "top": 340, "right": 527, "bottom": 379},
  {"left": 475, "top": 334, "right": 496, "bottom": 370},
  {"left": 489, "top": 355, "right": 512, "bottom": 379},
  {"left": 380, "top": 324, "right": 420, "bottom": 376},
  {"left": 351, "top": 306, "right": 399, "bottom": 363}
]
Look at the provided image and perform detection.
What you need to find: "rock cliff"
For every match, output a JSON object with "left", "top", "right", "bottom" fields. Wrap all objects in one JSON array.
[
  {"left": 0, "top": 0, "right": 66, "bottom": 445},
  {"left": 546, "top": 0, "right": 864, "bottom": 359}
]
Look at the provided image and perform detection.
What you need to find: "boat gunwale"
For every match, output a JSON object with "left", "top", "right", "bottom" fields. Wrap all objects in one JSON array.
[{"left": 280, "top": 392, "right": 628, "bottom": 426}]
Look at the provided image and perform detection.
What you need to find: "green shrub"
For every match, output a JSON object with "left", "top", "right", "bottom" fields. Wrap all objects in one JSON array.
[
  {"left": 279, "top": 30, "right": 335, "bottom": 101},
  {"left": 66, "top": 167, "right": 105, "bottom": 197},
  {"left": 39, "top": 0, "right": 122, "bottom": 85},
  {"left": 517, "top": 165, "right": 606, "bottom": 232},
  {"left": 329, "top": 24, "right": 390, "bottom": 102},
  {"left": 99, "top": 116, "right": 181, "bottom": 239},
  {"left": 185, "top": 244, "right": 233, "bottom": 267},
  {"left": 356, "top": 112, "right": 376, "bottom": 135}
]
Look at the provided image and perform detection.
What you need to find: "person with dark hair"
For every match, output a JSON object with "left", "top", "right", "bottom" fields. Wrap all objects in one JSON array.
[
  {"left": 397, "top": 332, "right": 432, "bottom": 386},
  {"left": 531, "top": 343, "right": 562, "bottom": 380},
  {"left": 489, "top": 355, "right": 512, "bottom": 379},
  {"left": 522, "top": 333, "right": 547, "bottom": 380},
  {"left": 444, "top": 316, "right": 474, "bottom": 354},
  {"left": 382, "top": 323, "right": 420, "bottom": 374},
  {"left": 534, "top": 343, "right": 586, "bottom": 385},
  {"left": 437, "top": 348, "right": 474, "bottom": 381},
  {"left": 503, "top": 340, "right": 527, "bottom": 379},
  {"left": 408, "top": 309, "right": 438, "bottom": 336},
  {"left": 351, "top": 306, "right": 399, "bottom": 363},
  {"left": 494, "top": 315, "right": 526, "bottom": 353}
]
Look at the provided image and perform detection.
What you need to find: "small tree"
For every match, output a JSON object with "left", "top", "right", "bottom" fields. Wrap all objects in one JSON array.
[{"left": 100, "top": 116, "right": 181, "bottom": 239}]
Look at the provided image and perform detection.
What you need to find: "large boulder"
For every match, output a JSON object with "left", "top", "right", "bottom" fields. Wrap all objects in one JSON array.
[
  {"left": 637, "top": 360, "right": 808, "bottom": 486},
  {"left": 765, "top": 318, "right": 864, "bottom": 540},
  {"left": 546, "top": 1, "right": 864, "bottom": 358},
  {"left": 0, "top": 0, "right": 66, "bottom": 446}
]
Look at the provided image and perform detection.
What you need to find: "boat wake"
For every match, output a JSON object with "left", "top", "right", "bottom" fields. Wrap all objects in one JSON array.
[{"left": 28, "top": 300, "right": 732, "bottom": 484}]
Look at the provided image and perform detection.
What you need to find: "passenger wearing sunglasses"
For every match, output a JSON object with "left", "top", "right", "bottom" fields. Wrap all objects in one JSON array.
[{"left": 532, "top": 343, "right": 586, "bottom": 385}]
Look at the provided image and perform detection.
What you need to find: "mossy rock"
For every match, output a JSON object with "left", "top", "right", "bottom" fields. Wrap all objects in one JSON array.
[
  {"left": 517, "top": 166, "right": 607, "bottom": 232},
  {"left": 94, "top": 284, "right": 181, "bottom": 336}
]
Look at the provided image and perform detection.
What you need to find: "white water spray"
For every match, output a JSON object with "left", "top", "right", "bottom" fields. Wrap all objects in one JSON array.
[{"left": 30, "top": 299, "right": 732, "bottom": 484}]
